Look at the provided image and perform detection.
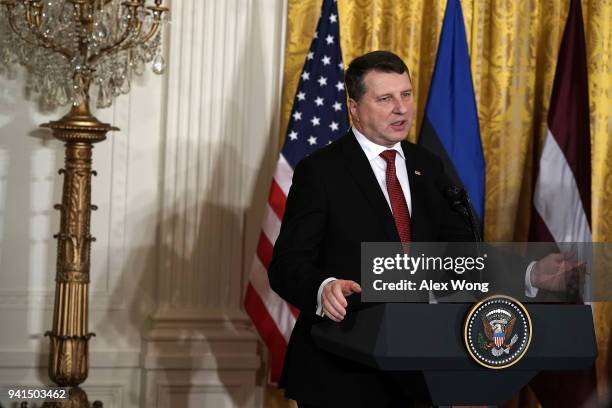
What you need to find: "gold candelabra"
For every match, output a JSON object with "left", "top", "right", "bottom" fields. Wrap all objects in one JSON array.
[{"left": 0, "top": 1, "right": 168, "bottom": 407}]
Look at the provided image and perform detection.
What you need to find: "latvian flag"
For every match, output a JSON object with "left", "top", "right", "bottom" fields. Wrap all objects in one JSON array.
[
  {"left": 528, "top": 0, "right": 597, "bottom": 406},
  {"left": 243, "top": 0, "right": 348, "bottom": 383},
  {"left": 530, "top": 0, "right": 591, "bottom": 245}
]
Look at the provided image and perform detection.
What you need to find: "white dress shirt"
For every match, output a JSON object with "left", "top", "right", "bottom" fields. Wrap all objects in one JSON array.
[{"left": 353, "top": 126, "right": 413, "bottom": 215}]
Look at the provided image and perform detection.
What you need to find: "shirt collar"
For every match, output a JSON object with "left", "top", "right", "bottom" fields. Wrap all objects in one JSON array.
[{"left": 352, "top": 126, "right": 405, "bottom": 162}]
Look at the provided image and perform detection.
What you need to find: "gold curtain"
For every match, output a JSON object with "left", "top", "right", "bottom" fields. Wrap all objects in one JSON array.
[{"left": 269, "top": 0, "right": 611, "bottom": 406}]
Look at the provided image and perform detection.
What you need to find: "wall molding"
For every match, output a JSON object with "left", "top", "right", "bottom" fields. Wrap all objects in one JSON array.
[
  {"left": 0, "top": 290, "right": 125, "bottom": 310},
  {"left": 157, "top": 384, "right": 247, "bottom": 408},
  {"left": 145, "top": 370, "right": 258, "bottom": 408},
  {"left": 0, "top": 350, "right": 141, "bottom": 368}
]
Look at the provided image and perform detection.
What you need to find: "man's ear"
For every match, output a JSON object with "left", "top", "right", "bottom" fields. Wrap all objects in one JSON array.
[{"left": 348, "top": 98, "right": 358, "bottom": 123}]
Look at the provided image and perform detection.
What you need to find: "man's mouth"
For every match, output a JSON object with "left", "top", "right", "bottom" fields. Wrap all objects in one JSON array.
[{"left": 389, "top": 120, "right": 407, "bottom": 130}]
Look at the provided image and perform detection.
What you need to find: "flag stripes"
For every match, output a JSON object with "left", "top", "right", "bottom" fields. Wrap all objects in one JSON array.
[
  {"left": 533, "top": 129, "right": 591, "bottom": 243},
  {"left": 245, "top": 0, "right": 349, "bottom": 383},
  {"left": 528, "top": 0, "right": 596, "bottom": 406}
]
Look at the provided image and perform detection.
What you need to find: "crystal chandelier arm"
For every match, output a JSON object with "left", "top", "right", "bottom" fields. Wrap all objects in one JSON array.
[
  {"left": 86, "top": 2, "right": 141, "bottom": 66},
  {"left": 2, "top": 1, "right": 73, "bottom": 60},
  {"left": 27, "top": 4, "right": 75, "bottom": 59},
  {"left": 141, "top": 5, "right": 167, "bottom": 43},
  {"left": 141, "top": 19, "right": 158, "bottom": 43}
]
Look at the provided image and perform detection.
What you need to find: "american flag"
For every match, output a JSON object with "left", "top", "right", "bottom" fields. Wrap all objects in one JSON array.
[{"left": 244, "top": 0, "right": 348, "bottom": 383}]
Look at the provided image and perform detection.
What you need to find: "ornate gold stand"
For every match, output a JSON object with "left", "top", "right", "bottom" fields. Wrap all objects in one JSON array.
[
  {"left": 37, "top": 102, "right": 118, "bottom": 408},
  {"left": 0, "top": 1, "right": 169, "bottom": 405}
]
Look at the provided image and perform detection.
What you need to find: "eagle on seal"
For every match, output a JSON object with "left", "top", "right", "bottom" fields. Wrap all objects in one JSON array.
[{"left": 482, "top": 311, "right": 517, "bottom": 353}]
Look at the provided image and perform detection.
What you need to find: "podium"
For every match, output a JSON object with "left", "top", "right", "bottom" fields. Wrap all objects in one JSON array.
[{"left": 311, "top": 303, "right": 597, "bottom": 406}]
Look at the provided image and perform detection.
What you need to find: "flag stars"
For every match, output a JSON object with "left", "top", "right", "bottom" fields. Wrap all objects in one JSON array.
[{"left": 283, "top": 10, "right": 347, "bottom": 152}]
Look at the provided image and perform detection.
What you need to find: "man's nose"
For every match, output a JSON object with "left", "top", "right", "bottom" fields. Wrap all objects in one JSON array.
[{"left": 392, "top": 98, "right": 409, "bottom": 114}]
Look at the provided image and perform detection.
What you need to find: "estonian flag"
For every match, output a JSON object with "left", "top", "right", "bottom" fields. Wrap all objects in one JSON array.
[{"left": 418, "top": 0, "right": 485, "bottom": 225}]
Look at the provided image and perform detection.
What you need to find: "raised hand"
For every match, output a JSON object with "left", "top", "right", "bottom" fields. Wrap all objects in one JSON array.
[{"left": 531, "top": 252, "right": 587, "bottom": 293}]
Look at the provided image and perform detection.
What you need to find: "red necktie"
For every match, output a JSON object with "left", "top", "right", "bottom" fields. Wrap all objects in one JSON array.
[{"left": 380, "top": 150, "right": 411, "bottom": 244}]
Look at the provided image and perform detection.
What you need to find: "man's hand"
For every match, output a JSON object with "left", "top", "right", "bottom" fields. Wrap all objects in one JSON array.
[
  {"left": 321, "top": 279, "right": 362, "bottom": 322},
  {"left": 531, "top": 252, "right": 587, "bottom": 293}
]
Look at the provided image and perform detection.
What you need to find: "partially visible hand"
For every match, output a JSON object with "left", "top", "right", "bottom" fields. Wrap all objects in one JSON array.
[
  {"left": 531, "top": 252, "right": 587, "bottom": 293},
  {"left": 321, "top": 279, "right": 362, "bottom": 322}
]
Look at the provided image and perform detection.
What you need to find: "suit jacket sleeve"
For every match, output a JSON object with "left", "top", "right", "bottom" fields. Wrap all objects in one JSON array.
[{"left": 268, "top": 157, "right": 328, "bottom": 313}]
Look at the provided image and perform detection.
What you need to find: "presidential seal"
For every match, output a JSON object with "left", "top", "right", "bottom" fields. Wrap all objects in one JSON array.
[{"left": 463, "top": 295, "right": 532, "bottom": 369}]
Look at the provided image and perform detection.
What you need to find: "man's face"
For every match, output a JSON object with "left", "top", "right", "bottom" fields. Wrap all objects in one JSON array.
[{"left": 348, "top": 70, "right": 414, "bottom": 147}]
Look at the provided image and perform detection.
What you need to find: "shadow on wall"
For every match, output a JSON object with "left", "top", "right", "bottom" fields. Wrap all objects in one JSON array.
[
  {"left": 96, "top": 4, "right": 265, "bottom": 407},
  {"left": 158, "top": 141, "right": 246, "bottom": 406},
  {"left": 235, "top": 1, "right": 300, "bottom": 407},
  {"left": 96, "top": 212, "right": 157, "bottom": 406},
  {"left": 100, "top": 140, "right": 249, "bottom": 406},
  {"left": 60, "top": 0, "right": 293, "bottom": 406}
]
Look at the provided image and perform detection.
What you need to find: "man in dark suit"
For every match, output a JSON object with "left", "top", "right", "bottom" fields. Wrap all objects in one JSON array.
[
  {"left": 268, "top": 50, "right": 473, "bottom": 407},
  {"left": 268, "top": 51, "right": 578, "bottom": 408}
]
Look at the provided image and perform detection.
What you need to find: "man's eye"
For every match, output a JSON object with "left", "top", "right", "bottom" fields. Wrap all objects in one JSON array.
[
  {"left": 378, "top": 96, "right": 391, "bottom": 102},
  {"left": 402, "top": 92, "right": 412, "bottom": 98}
]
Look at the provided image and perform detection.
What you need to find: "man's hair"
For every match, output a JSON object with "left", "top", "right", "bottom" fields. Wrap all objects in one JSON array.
[{"left": 345, "top": 51, "right": 410, "bottom": 101}]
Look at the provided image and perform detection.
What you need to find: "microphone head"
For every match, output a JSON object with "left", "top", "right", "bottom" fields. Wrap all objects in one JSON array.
[
  {"left": 443, "top": 185, "right": 462, "bottom": 200},
  {"left": 441, "top": 185, "right": 469, "bottom": 214}
]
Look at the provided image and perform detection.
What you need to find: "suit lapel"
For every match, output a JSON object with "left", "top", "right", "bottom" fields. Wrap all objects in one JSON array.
[
  {"left": 339, "top": 131, "right": 400, "bottom": 241},
  {"left": 402, "top": 141, "right": 429, "bottom": 241}
]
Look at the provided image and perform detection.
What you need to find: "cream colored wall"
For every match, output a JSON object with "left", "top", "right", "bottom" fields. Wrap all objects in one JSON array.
[{"left": 0, "top": 0, "right": 287, "bottom": 406}]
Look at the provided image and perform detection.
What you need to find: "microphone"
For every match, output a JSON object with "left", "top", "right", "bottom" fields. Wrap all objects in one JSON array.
[
  {"left": 443, "top": 185, "right": 470, "bottom": 218},
  {"left": 441, "top": 185, "right": 482, "bottom": 242}
]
